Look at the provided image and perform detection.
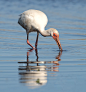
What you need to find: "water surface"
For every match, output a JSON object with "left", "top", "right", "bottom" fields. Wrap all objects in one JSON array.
[{"left": 0, "top": 0, "right": 86, "bottom": 92}]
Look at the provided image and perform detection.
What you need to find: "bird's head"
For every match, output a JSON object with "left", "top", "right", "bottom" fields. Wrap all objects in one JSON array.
[{"left": 50, "top": 28, "right": 62, "bottom": 51}]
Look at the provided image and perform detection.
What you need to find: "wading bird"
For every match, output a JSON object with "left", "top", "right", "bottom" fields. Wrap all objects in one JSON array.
[{"left": 18, "top": 9, "right": 62, "bottom": 50}]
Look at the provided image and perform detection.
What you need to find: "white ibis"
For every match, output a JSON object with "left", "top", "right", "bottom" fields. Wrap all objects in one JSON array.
[{"left": 18, "top": 9, "right": 62, "bottom": 50}]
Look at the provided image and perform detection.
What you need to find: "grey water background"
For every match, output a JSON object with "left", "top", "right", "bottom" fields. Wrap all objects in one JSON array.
[{"left": 0, "top": 0, "right": 86, "bottom": 92}]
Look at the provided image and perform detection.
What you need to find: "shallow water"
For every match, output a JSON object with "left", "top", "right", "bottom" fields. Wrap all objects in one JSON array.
[{"left": 0, "top": 0, "right": 86, "bottom": 92}]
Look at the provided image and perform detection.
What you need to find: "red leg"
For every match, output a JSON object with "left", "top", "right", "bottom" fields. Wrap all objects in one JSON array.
[
  {"left": 27, "top": 34, "right": 35, "bottom": 49},
  {"left": 35, "top": 32, "right": 39, "bottom": 48}
]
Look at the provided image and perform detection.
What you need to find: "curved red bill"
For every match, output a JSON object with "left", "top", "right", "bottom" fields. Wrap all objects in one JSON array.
[{"left": 53, "top": 34, "right": 62, "bottom": 51}]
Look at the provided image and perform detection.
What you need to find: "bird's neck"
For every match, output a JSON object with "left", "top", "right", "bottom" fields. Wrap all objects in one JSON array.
[{"left": 39, "top": 28, "right": 51, "bottom": 37}]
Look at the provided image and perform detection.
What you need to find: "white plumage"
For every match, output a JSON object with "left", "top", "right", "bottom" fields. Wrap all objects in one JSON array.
[
  {"left": 18, "top": 9, "right": 62, "bottom": 50},
  {"left": 18, "top": 9, "right": 48, "bottom": 33}
]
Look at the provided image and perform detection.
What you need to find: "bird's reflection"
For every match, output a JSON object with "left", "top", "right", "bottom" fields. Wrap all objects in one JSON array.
[{"left": 18, "top": 49, "right": 62, "bottom": 89}]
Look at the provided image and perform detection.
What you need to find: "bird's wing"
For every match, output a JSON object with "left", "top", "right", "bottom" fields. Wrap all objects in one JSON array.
[
  {"left": 18, "top": 13, "right": 35, "bottom": 30},
  {"left": 27, "top": 14, "right": 34, "bottom": 21}
]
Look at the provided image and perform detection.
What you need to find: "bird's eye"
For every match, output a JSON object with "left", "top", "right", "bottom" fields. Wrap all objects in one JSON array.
[{"left": 53, "top": 33, "right": 57, "bottom": 37}]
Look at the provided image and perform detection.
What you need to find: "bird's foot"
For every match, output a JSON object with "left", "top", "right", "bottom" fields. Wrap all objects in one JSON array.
[
  {"left": 32, "top": 47, "right": 35, "bottom": 49},
  {"left": 27, "top": 40, "right": 35, "bottom": 49}
]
